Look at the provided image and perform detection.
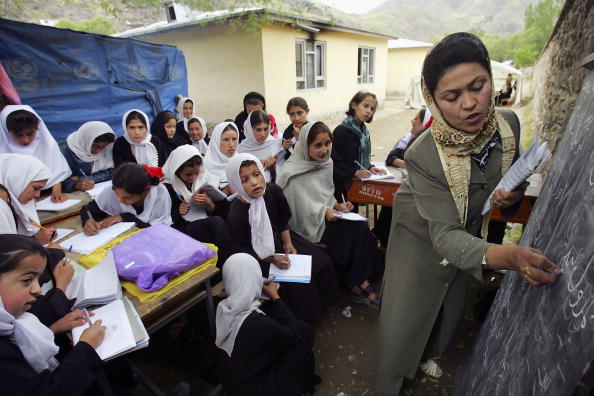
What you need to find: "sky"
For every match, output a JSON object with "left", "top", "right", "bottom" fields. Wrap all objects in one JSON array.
[{"left": 315, "top": 0, "right": 387, "bottom": 14}]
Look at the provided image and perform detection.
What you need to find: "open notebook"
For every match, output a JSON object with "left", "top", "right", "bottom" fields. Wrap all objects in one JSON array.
[
  {"left": 66, "top": 251, "right": 122, "bottom": 309},
  {"left": 72, "top": 297, "right": 149, "bottom": 361},
  {"left": 59, "top": 222, "right": 135, "bottom": 254},
  {"left": 268, "top": 254, "right": 312, "bottom": 283}
]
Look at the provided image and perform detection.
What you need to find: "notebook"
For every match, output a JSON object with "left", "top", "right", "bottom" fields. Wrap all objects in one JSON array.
[
  {"left": 43, "top": 228, "right": 74, "bottom": 246},
  {"left": 86, "top": 181, "right": 113, "bottom": 199},
  {"left": 65, "top": 251, "right": 122, "bottom": 309},
  {"left": 361, "top": 168, "right": 395, "bottom": 182},
  {"left": 59, "top": 222, "right": 135, "bottom": 254},
  {"left": 199, "top": 182, "right": 227, "bottom": 202},
  {"left": 36, "top": 197, "right": 81, "bottom": 211},
  {"left": 268, "top": 254, "right": 312, "bottom": 283},
  {"left": 333, "top": 212, "right": 368, "bottom": 222},
  {"left": 71, "top": 297, "right": 149, "bottom": 361}
]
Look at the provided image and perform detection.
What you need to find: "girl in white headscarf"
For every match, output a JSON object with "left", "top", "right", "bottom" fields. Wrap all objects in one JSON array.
[
  {"left": 162, "top": 145, "right": 236, "bottom": 265},
  {"left": 0, "top": 105, "right": 71, "bottom": 203},
  {"left": 81, "top": 163, "right": 172, "bottom": 235},
  {"left": 277, "top": 122, "right": 384, "bottom": 310},
  {"left": 225, "top": 153, "right": 339, "bottom": 321},
  {"left": 237, "top": 110, "right": 284, "bottom": 182},
  {"left": 215, "top": 253, "right": 319, "bottom": 396},
  {"left": 175, "top": 96, "right": 207, "bottom": 136},
  {"left": 112, "top": 109, "right": 167, "bottom": 167},
  {"left": 59, "top": 121, "right": 116, "bottom": 193},
  {"left": 187, "top": 117, "right": 209, "bottom": 155},
  {"left": 0, "top": 234, "right": 106, "bottom": 394},
  {"left": 204, "top": 121, "right": 239, "bottom": 193},
  {"left": 0, "top": 153, "right": 57, "bottom": 244}
]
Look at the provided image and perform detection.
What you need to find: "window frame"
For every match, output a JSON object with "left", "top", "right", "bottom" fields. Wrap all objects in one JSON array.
[
  {"left": 295, "top": 39, "right": 326, "bottom": 90},
  {"left": 357, "top": 46, "right": 375, "bottom": 84}
]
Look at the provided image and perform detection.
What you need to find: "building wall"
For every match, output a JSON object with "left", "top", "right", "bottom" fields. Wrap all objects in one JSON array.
[
  {"left": 260, "top": 24, "right": 389, "bottom": 130},
  {"left": 131, "top": 24, "right": 265, "bottom": 126},
  {"left": 386, "top": 47, "right": 430, "bottom": 96}
]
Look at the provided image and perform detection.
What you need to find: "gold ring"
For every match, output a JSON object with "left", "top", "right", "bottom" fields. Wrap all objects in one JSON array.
[{"left": 521, "top": 266, "right": 533, "bottom": 278}]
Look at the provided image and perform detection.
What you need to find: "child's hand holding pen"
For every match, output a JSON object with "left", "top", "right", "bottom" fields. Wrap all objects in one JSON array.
[
  {"left": 262, "top": 278, "right": 281, "bottom": 300},
  {"left": 49, "top": 309, "right": 95, "bottom": 334},
  {"left": 83, "top": 208, "right": 102, "bottom": 236},
  {"left": 30, "top": 221, "right": 57, "bottom": 245},
  {"left": 268, "top": 253, "right": 291, "bottom": 269},
  {"left": 282, "top": 138, "right": 292, "bottom": 149}
]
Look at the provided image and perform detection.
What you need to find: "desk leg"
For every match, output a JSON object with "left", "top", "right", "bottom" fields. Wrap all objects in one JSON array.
[{"left": 205, "top": 279, "right": 215, "bottom": 336}]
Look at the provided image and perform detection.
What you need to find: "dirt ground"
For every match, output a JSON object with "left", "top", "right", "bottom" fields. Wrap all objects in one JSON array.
[{"left": 128, "top": 98, "right": 526, "bottom": 396}]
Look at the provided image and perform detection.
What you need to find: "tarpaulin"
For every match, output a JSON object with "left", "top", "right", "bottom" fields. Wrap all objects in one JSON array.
[{"left": 0, "top": 18, "right": 187, "bottom": 141}]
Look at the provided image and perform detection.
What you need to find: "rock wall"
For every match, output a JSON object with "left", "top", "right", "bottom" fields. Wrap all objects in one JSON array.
[{"left": 531, "top": 0, "right": 594, "bottom": 153}]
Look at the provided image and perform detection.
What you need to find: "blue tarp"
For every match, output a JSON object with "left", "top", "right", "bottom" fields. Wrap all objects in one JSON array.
[{"left": 0, "top": 18, "right": 187, "bottom": 141}]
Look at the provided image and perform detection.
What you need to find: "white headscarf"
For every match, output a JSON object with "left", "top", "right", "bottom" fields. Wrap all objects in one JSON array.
[
  {"left": 0, "top": 198, "right": 17, "bottom": 234},
  {"left": 215, "top": 253, "right": 264, "bottom": 357},
  {"left": 163, "top": 145, "right": 218, "bottom": 221},
  {"left": 204, "top": 121, "right": 238, "bottom": 186},
  {"left": 277, "top": 122, "right": 336, "bottom": 243},
  {"left": 175, "top": 96, "right": 193, "bottom": 123},
  {"left": 95, "top": 180, "right": 172, "bottom": 226},
  {"left": 122, "top": 109, "right": 159, "bottom": 167},
  {"left": 0, "top": 296, "right": 59, "bottom": 373},
  {"left": 188, "top": 117, "right": 209, "bottom": 155},
  {"left": 0, "top": 153, "right": 51, "bottom": 235},
  {"left": 0, "top": 105, "right": 71, "bottom": 188},
  {"left": 237, "top": 111, "right": 284, "bottom": 182},
  {"left": 66, "top": 121, "right": 115, "bottom": 173},
  {"left": 226, "top": 153, "right": 275, "bottom": 259}
]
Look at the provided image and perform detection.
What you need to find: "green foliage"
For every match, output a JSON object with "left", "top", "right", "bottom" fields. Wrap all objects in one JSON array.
[
  {"left": 54, "top": 17, "right": 117, "bottom": 35},
  {"left": 428, "top": 0, "right": 562, "bottom": 67}
]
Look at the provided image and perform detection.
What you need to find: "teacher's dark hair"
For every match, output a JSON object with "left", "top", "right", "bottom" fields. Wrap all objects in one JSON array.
[
  {"left": 422, "top": 32, "right": 491, "bottom": 97},
  {"left": 112, "top": 163, "right": 159, "bottom": 195},
  {"left": 307, "top": 122, "right": 332, "bottom": 145},
  {"left": 0, "top": 234, "right": 48, "bottom": 274}
]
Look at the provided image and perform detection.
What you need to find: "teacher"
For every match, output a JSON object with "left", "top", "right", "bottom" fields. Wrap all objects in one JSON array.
[{"left": 375, "top": 32, "right": 561, "bottom": 395}]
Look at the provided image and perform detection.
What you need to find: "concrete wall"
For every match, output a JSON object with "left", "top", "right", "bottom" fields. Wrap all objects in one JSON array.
[
  {"left": 532, "top": 0, "right": 594, "bottom": 154},
  {"left": 386, "top": 47, "right": 430, "bottom": 96},
  {"left": 260, "top": 24, "right": 389, "bottom": 130},
  {"left": 132, "top": 24, "right": 265, "bottom": 126}
]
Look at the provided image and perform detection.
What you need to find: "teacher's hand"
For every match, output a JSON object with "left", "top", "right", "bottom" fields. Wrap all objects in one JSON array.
[
  {"left": 510, "top": 247, "right": 561, "bottom": 286},
  {"left": 355, "top": 169, "right": 372, "bottom": 179},
  {"left": 491, "top": 188, "right": 523, "bottom": 209}
]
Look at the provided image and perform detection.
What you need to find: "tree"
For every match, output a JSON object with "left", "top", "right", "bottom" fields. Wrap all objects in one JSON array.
[{"left": 54, "top": 17, "right": 117, "bottom": 35}]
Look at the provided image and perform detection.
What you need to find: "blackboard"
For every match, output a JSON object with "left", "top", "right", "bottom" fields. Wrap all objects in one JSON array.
[{"left": 453, "top": 58, "right": 594, "bottom": 396}]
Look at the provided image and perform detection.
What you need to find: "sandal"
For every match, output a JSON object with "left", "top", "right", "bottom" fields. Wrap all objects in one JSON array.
[
  {"left": 419, "top": 358, "right": 443, "bottom": 378},
  {"left": 352, "top": 285, "right": 380, "bottom": 310}
]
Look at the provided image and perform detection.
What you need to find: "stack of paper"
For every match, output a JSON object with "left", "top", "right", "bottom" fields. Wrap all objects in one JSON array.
[
  {"left": 72, "top": 297, "right": 149, "bottom": 361},
  {"left": 268, "top": 254, "right": 312, "bottom": 283},
  {"left": 86, "top": 181, "right": 112, "bottom": 199},
  {"left": 59, "top": 222, "right": 135, "bottom": 254},
  {"left": 66, "top": 252, "right": 122, "bottom": 309},
  {"left": 482, "top": 137, "right": 551, "bottom": 215},
  {"left": 36, "top": 197, "right": 81, "bottom": 211},
  {"left": 333, "top": 212, "right": 368, "bottom": 222},
  {"left": 199, "top": 182, "right": 227, "bottom": 202}
]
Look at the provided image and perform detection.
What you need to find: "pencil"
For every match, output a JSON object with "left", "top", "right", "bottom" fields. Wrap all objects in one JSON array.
[
  {"left": 79, "top": 168, "right": 88, "bottom": 178},
  {"left": 341, "top": 193, "right": 346, "bottom": 204},
  {"left": 30, "top": 221, "right": 56, "bottom": 241},
  {"left": 354, "top": 160, "right": 366, "bottom": 170}
]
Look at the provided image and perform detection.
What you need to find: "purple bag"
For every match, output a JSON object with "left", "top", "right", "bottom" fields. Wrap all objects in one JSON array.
[{"left": 112, "top": 223, "right": 216, "bottom": 292}]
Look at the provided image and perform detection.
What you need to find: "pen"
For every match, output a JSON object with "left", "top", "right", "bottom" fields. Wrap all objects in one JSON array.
[
  {"left": 341, "top": 193, "right": 346, "bottom": 204},
  {"left": 176, "top": 193, "right": 185, "bottom": 203},
  {"left": 30, "top": 221, "right": 57, "bottom": 241},
  {"left": 80, "top": 308, "right": 93, "bottom": 326},
  {"left": 86, "top": 208, "right": 95, "bottom": 223},
  {"left": 79, "top": 168, "right": 88, "bottom": 178},
  {"left": 66, "top": 245, "right": 73, "bottom": 264},
  {"left": 354, "top": 160, "right": 366, "bottom": 170}
]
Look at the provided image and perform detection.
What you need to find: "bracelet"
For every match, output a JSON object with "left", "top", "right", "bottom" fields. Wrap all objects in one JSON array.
[{"left": 481, "top": 253, "right": 491, "bottom": 269}]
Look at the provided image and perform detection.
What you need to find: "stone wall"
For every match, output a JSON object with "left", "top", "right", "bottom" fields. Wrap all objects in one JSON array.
[{"left": 531, "top": 0, "right": 594, "bottom": 153}]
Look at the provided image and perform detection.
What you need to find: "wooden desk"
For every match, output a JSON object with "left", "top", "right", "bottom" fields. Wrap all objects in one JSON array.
[
  {"left": 37, "top": 191, "right": 91, "bottom": 225},
  {"left": 347, "top": 168, "right": 542, "bottom": 225},
  {"left": 49, "top": 215, "right": 219, "bottom": 336}
]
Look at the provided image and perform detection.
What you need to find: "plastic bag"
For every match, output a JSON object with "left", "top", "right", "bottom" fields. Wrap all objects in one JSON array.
[{"left": 112, "top": 223, "right": 216, "bottom": 292}]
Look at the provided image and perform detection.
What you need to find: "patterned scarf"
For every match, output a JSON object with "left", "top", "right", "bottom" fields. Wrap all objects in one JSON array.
[
  {"left": 421, "top": 80, "right": 515, "bottom": 226},
  {"left": 340, "top": 116, "right": 371, "bottom": 169}
]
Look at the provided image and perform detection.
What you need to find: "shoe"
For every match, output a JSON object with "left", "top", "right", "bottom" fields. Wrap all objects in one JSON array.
[
  {"left": 419, "top": 358, "right": 443, "bottom": 378},
  {"left": 352, "top": 285, "right": 380, "bottom": 310}
]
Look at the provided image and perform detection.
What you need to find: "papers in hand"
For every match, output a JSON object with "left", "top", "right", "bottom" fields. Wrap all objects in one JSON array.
[
  {"left": 86, "top": 181, "right": 112, "bottom": 199},
  {"left": 268, "top": 254, "right": 311, "bottom": 283},
  {"left": 199, "top": 182, "right": 227, "bottom": 202},
  {"left": 71, "top": 297, "right": 149, "bottom": 361},
  {"left": 59, "top": 222, "right": 135, "bottom": 254},
  {"left": 333, "top": 212, "right": 368, "bottom": 222},
  {"left": 36, "top": 197, "right": 81, "bottom": 211},
  {"left": 481, "top": 137, "right": 551, "bottom": 215},
  {"left": 65, "top": 251, "right": 122, "bottom": 309}
]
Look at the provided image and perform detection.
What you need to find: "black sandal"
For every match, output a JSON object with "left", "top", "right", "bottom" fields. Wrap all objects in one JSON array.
[{"left": 352, "top": 285, "right": 380, "bottom": 310}]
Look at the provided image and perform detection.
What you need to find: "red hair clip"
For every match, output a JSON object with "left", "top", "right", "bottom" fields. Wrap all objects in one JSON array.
[{"left": 142, "top": 165, "right": 163, "bottom": 179}]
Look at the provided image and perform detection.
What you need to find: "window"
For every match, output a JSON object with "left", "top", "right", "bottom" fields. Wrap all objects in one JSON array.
[
  {"left": 358, "top": 47, "right": 375, "bottom": 84},
  {"left": 296, "top": 40, "right": 325, "bottom": 89}
]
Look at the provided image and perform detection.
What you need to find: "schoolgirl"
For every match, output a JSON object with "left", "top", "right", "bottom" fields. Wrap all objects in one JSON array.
[
  {"left": 163, "top": 145, "right": 236, "bottom": 265},
  {"left": 175, "top": 96, "right": 207, "bottom": 137},
  {"left": 203, "top": 121, "right": 239, "bottom": 195},
  {"left": 112, "top": 109, "right": 167, "bottom": 167},
  {"left": 59, "top": 121, "right": 116, "bottom": 193},
  {"left": 277, "top": 121, "right": 384, "bottom": 309},
  {"left": 233, "top": 92, "right": 278, "bottom": 141},
  {"left": 81, "top": 163, "right": 172, "bottom": 234},
  {"left": 150, "top": 110, "right": 191, "bottom": 159},
  {"left": 0, "top": 105, "right": 71, "bottom": 202},
  {"left": 187, "top": 117, "right": 210, "bottom": 155},
  {"left": 281, "top": 97, "right": 310, "bottom": 160},
  {"left": 225, "top": 153, "right": 339, "bottom": 321},
  {"left": 237, "top": 110, "right": 283, "bottom": 183}
]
